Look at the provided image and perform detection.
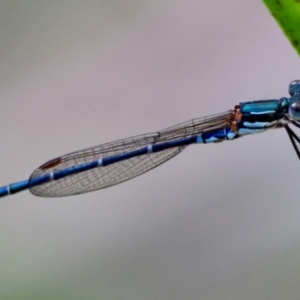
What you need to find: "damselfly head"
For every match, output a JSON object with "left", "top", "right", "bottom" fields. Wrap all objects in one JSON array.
[
  {"left": 287, "top": 81, "right": 300, "bottom": 121},
  {"left": 289, "top": 101, "right": 300, "bottom": 121},
  {"left": 289, "top": 80, "right": 300, "bottom": 97}
]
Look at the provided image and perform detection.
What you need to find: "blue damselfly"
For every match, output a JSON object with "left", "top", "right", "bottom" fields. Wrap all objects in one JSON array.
[{"left": 1, "top": 80, "right": 300, "bottom": 197}]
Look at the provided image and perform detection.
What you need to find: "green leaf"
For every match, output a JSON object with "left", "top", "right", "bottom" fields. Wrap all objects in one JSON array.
[{"left": 263, "top": 0, "right": 300, "bottom": 56}]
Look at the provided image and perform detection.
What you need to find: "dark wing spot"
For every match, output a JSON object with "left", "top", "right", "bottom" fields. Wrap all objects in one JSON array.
[{"left": 41, "top": 157, "right": 62, "bottom": 170}]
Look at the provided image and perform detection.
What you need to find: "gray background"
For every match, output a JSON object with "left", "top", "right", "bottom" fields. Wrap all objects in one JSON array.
[{"left": 1, "top": 1, "right": 300, "bottom": 299}]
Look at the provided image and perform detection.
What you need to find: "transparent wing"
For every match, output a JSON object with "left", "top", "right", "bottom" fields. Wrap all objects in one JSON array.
[{"left": 30, "top": 110, "right": 233, "bottom": 197}]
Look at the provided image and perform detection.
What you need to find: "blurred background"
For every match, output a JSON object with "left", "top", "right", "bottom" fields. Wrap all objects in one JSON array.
[{"left": 1, "top": 1, "right": 300, "bottom": 299}]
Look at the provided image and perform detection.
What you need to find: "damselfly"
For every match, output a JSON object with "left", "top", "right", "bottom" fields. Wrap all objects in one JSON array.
[{"left": 2, "top": 80, "right": 300, "bottom": 198}]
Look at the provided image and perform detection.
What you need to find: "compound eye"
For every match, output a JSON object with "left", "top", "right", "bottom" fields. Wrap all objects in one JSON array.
[
  {"left": 289, "top": 80, "right": 300, "bottom": 96},
  {"left": 289, "top": 101, "right": 300, "bottom": 121}
]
